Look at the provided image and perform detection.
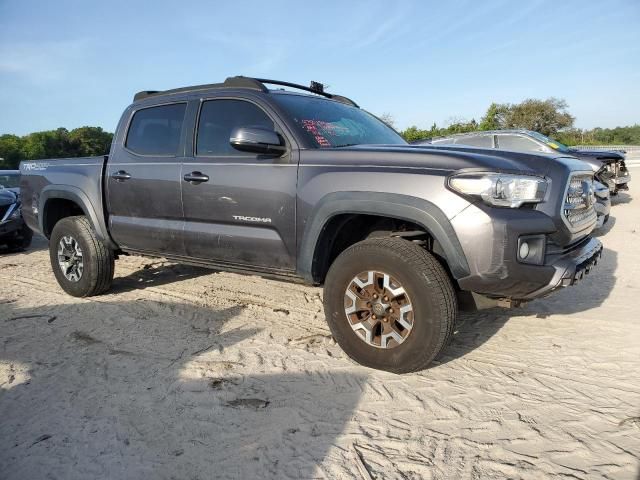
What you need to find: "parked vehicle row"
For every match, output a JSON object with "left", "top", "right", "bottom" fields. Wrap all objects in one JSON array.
[
  {"left": 416, "top": 129, "right": 631, "bottom": 230},
  {"left": 0, "top": 170, "right": 32, "bottom": 250},
  {"left": 422, "top": 129, "right": 631, "bottom": 194}
]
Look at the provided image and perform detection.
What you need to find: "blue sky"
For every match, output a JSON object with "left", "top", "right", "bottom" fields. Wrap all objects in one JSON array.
[{"left": 1, "top": 0, "right": 638, "bottom": 135}]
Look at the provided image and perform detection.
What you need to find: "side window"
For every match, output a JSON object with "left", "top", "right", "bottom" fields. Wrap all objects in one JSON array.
[
  {"left": 126, "top": 103, "right": 186, "bottom": 156},
  {"left": 196, "top": 99, "right": 276, "bottom": 156},
  {"left": 496, "top": 135, "right": 540, "bottom": 152},
  {"left": 455, "top": 135, "right": 493, "bottom": 148}
]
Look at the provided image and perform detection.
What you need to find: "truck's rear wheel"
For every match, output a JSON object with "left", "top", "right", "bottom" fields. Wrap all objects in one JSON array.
[
  {"left": 324, "top": 237, "right": 456, "bottom": 373},
  {"left": 49, "top": 216, "right": 114, "bottom": 297}
]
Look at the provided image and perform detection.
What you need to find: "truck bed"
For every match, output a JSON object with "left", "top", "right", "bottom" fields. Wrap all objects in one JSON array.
[{"left": 20, "top": 156, "right": 113, "bottom": 246}]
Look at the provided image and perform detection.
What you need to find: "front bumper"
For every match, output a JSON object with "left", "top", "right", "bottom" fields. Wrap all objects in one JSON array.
[
  {"left": 0, "top": 217, "right": 24, "bottom": 240},
  {"left": 598, "top": 169, "right": 631, "bottom": 193},
  {"left": 594, "top": 196, "right": 611, "bottom": 229},
  {"left": 452, "top": 204, "right": 602, "bottom": 301},
  {"left": 521, "top": 237, "right": 602, "bottom": 299}
]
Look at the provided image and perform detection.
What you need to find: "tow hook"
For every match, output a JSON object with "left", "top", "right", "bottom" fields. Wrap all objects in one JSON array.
[{"left": 497, "top": 298, "right": 526, "bottom": 308}]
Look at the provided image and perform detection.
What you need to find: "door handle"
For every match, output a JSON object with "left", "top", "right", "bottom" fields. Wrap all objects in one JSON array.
[
  {"left": 183, "top": 171, "right": 210, "bottom": 184},
  {"left": 112, "top": 170, "right": 131, "bottom": 181}
]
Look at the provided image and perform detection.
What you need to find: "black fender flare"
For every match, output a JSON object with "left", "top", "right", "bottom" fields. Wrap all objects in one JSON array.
[
  {"left": 39, "top": 185, "right": 117, "bottom": 249},
  {"left": 298, "top": 191, "right": 470, "bottom": 282}
]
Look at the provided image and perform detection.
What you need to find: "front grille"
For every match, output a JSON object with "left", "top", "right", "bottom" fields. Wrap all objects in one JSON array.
[{"left": 562, "top": 173, "right": 597, "bottom": 231}]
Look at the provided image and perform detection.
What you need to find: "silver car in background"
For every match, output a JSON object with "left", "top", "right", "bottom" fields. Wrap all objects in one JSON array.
[{"left": 422, "top": 129, "right": 631, "bottom": 195}]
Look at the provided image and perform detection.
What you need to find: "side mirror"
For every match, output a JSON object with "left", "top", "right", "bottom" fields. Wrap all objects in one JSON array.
[{"left": 230, "top": 127, "right": 286, "bottom": 155}]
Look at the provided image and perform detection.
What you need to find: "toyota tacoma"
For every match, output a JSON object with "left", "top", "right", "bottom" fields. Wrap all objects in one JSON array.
[{"left": 20, "top": 77, "right": 602, "bottom": 373}]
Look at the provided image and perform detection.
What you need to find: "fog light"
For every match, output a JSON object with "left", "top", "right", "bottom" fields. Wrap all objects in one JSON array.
[{"left": 517, "top": 234, "right": 546, "bottom": 265}]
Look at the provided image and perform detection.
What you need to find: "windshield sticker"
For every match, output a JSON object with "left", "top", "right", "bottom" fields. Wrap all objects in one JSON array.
[
  {"left": 301, "top": 119, "right": 351, "bottom": 148},
  {"left": 301, "top": 120, "right": 332, "bottom": 147}
]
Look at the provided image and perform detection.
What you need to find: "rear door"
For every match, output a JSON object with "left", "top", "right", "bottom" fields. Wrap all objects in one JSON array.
[
  {"left": 106, "top": 102, "right": 187, "bottom": 254},
  {"left": 180, "top": 97, "right": 297, "bottom": 271}
]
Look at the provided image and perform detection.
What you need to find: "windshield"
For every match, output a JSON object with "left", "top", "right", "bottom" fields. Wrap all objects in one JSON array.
[
  {"left": 528, "top": 131, "right": 570, "bottom": 153},
  {"left": 272, "top": 94, "right": 407, "bottom": 148},
  {"left": 0, "top": 173, "right": 20, "bottom": 189}
]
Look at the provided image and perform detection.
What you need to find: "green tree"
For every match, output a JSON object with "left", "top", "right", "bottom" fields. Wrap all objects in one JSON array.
[
  {"left": 0, "top": 126, "right": 115, "bottom": 167},
  {"left": 20, "top": 132, "right": 48, "bottom": 160},
  {"left": 504, "top": 98, "right": 574, "bottom": 136},
  {"left": 0, "top": 134, "right": 25, "bottom": 168},
  {"left": 479, "top": 102, "right": 509, "bottom": 130},
  {"left": 400, "top": 126, "right": 432, "bottom": 142},
  {"left": 68, "top": 126, "right": 114, "bottom": 156}
]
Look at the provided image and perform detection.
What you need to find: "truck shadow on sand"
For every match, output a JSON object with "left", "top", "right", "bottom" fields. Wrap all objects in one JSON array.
[
  {"left": 0, "top": 234, "right": 47, "bottom": 256},
  {"left": 610, "top": 192, "right": 632, "bottom": 206},
  {"left": 438, "top": 246, "right": 618, "bottom": 365},
  {"left": 0, "top": 299, "right": 366, "bottom": 479},
  {"left": 110, "top": 262, "right": 213, "bottom": 294}
]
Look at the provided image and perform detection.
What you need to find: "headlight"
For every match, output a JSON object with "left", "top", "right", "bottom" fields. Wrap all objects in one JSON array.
[{"left": 448, "top": 172, "right": 547, "bottom": 208}]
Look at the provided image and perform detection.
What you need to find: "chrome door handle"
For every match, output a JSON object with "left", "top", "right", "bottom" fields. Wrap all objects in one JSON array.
[
  {"left": 112, "top": 170, "right": 131, "bottom": 181},
  {"left": 183, "top": 171, "right": 209, "bottom": 184}
]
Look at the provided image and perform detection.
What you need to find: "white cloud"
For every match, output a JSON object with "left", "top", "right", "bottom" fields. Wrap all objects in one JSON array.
[{"left": 351, "top": 5, "right": 410, "bottom": 50}]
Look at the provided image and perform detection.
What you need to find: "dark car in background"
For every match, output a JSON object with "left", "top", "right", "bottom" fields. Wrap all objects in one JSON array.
[
  {"left": 0, "top": 170, "right": 33, "bottom": 251},
  {"left": 422, "top": 129, "right": 631, "bottom": 195},
  {"left": 593, "top": 180, "right": 611, "bottom": 229}
]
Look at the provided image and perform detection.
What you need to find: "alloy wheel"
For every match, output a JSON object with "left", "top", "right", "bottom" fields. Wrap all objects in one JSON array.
[
  {"left": 57, "top": 235, "right": 84, "bottom": 282},
  {"left": 344, "top": 270, "right": 414, "bottom": 349}
]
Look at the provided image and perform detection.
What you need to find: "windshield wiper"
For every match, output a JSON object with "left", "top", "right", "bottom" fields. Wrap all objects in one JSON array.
[{"left": 334, "top": 143, "right": 360, "bottom": 148}]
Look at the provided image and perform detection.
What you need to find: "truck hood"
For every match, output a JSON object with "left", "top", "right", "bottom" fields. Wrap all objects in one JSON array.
[
  {"left": 404, "top": 144, "right": 588, "bottom": 176},
  {"left": 322, "top": 144, "right": 578, "bottom": 176}
]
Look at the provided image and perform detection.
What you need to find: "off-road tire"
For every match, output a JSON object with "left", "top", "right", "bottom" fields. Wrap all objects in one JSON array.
[
  {"left": 49, "top": 216, "right": 114, "bottom": 297},
  {"left": 324, "top": 237, "right": 456, "bottom": 373}
]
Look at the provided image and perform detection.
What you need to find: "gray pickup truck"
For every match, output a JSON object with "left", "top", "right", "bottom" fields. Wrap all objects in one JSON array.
[{"left": 20, "top": 77, "right": 602, "bottom": 373}]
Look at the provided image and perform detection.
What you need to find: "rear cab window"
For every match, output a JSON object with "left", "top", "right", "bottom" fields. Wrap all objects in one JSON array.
[{"left": 126, "top": 103, "right": 187, "bottom": 156}]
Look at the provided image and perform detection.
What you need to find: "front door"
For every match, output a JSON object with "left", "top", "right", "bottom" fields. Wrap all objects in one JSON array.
[
  {"left": 180, "top": 98, "right": 297, "bottom": 271},
  {"left": 106, "top": 102, "right": 187, "bottom": 254}
]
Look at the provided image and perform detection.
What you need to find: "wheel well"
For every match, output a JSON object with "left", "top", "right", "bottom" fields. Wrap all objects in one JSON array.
[
  {"left": 43, "top": 198, "right": 85, "bottom": 238},
  {"left": 312, "top": 214, "right": 450, "bottom": 283}
]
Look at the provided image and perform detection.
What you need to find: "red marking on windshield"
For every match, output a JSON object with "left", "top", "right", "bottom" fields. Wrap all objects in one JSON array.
[{"left": 301, "top": 119, "right": 332, "bottom": 147}]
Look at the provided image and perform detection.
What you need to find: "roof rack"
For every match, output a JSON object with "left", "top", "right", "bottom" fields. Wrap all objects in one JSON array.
[
  {"left": 133, "top": 76, "right": 359, "bottom": 107},
  {"left": 251, "top": 78, "right": 359, "bottom": 107}
]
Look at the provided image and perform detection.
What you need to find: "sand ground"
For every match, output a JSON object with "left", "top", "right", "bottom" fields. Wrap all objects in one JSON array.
[{"left": 1, "top": 170, "right": 639, "bottom": 479}]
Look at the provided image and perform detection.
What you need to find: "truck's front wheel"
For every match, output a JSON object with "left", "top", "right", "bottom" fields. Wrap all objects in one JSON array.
[
  {"left": 49, "top": 216, "right": 114, "bottom": 297},
  {"left": 324, "top": 237, "right": 456, "bottom": 373}
]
